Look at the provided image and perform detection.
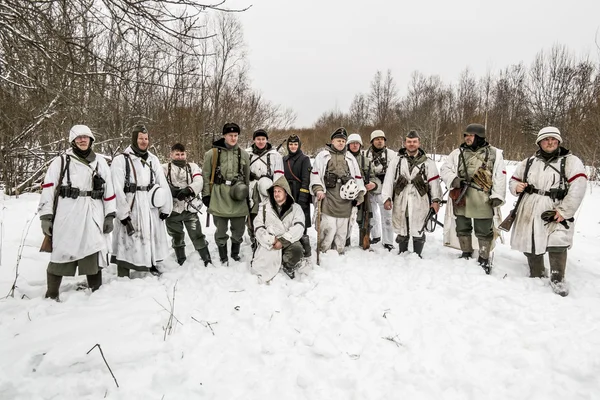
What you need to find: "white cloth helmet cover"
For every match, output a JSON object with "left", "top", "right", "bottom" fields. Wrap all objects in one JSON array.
[
  {"left": 340, "top": 179, "right": 359, "bottom": 200},
  {"left": 149, "top": 186, "right": 168, "bottom": 208},
  {"left": 69, "top": 125, "right": 95, "bottom": 142},
  {"left": 347, "top": 133, "right": 363, "bottom": 146},
  {"left": 370, "top": 130, "right": 385, "bottom": 142},
  {"left": 257, "top": 176, "right": 273, "bottom": 198}
]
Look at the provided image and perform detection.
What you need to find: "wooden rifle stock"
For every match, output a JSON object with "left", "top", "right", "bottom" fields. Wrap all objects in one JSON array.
[
  {"left": 361, "top": 192, "right": 370, "bottom": 250},
  {"left": 40, "top": 234, "right": 52, "bottom": 253},
  {"left": 499, "top": 192, "right": 525, "bottom": 232},
  {"left": 316, "top": 199, "right": 322, "bottom": 266}
]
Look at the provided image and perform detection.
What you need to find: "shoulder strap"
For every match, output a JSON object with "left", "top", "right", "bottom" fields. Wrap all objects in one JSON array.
[
  {"left": 209, "top": 148, "right": 218, "bottom": 193},
  {"left": 167, "top": 162, "right": 173, "bottom": 185},
  {"left": 523, "top": 156, "right": 535, "bottom": 183},
  {"left": 64, "top": 155, "right": 72, "bottom": 185}
]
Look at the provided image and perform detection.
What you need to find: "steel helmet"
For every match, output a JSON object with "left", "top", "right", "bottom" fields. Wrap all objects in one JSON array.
[
  {"left": 230, "top": 181, "right": 249, "bottom": 201},
  {"left": 257, "top": 176, "right": 273, "bottom": 198},
  {"left": 347, "top": 133, "right": 363, "bottom": 146},
  {"left": 370, "top": 130, "right": 385, "bottom": 142},
  {"left": 149, "top": 186, "right": 169, "bottom": 208},
  {"left": 340, "top": 179, "right": 359, "bottom": 200}
]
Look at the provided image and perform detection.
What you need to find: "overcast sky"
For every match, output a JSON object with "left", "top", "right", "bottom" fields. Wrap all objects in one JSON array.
[{"left": 229, "top": 0, "right": 600, "bottom": 128}]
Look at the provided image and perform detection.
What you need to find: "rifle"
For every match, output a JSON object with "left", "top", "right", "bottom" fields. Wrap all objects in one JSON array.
[
  {"left": 418, "top": 207, "right": 444, "bottom": 235},
  {"left": 360, "top": 161, "right": 372, "bottom": 250},
  {"left": 316, "top": 199, "right": 322, "bottom": 266},
  {"left": 498, "top": 192, "right": 524, "bottom": 232},
  {"left": 184, "top": 197, "right": 203, "bottom": 214},
  {"left": 40, "top": 155, "right": 66, "bottom": 253}
]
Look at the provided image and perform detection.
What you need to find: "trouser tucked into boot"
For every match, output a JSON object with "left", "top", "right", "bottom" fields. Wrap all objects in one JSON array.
[
  {"left": 45, "top": 272, "right": 63, "bottom": 300},
  {"left": 413, "top": 236, "right": 425, "bottom": 258},
  {"left": 548, "top": 248, "right": 567, "bottom": 283},
  {"left": 525, "top": 253, "right": 545, "bottom": 278},
  {"left": 396, "top": 235, "right": 409, "bottom": 254},
  {"left": 198, "top": 247, "right": 212, "bottom": 267},
  {"left": 218, "top": 245, "right": 228, "bottom": 265},
  {"left": 477, "top": 238, "right": 492, "bottom": 274},
  {"left": 231, "top": 242, "right": 241, "bottom": 262},
  {"left": 86, "top": 270, "right": 103, "bottom": 292},
  {"left": 457, "top": 236, "right": 473, "bottom": 259},
  {"left": 174, "top": 247, "right": 186, "bottom": 265}
]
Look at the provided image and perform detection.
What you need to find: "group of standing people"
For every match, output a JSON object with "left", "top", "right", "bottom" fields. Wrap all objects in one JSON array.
[{"left": 38, "top": 121, "right": 586, "bottom": 298}]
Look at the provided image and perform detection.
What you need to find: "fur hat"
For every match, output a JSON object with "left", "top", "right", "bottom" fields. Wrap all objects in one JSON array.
[
  {"left": 223, "top": 122, "right": 241, "bottom": 135},
  {"left": 536, "top": 126, "right": 562, "bottom": 144},
  {"left": 331, "top": 127, "right": 348, "bottom": 141},
  {"left": 253, "top": 129, "right": 268, "bottom": 140}
]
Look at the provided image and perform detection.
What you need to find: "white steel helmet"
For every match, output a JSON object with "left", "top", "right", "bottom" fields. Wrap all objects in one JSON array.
[
  {"left": 370, "top": 129, "right": 386, "bottom": 142},
  {"left": 69, "top": 124, "right": 95, "bottom": 142},
  {"left": 340, "top": 179, "right": 359, "bottom": 200},
  {"left": 347, "top": 133, "right": 363, "bottom": 146},
  {"left": 149, "top": 186, "right": 168, "bottom": 208},
  {"left": 257, "top": 176, "right": 273, "bottom": 197}
]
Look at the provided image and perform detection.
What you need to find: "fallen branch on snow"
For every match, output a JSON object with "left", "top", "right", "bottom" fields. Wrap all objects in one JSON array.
[{"left": 87, "top": 344, "right": 119, "bottom": 388}]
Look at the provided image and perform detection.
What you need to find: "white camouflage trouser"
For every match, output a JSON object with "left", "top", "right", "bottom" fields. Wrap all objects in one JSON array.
[
  {"left": 369, "top": 193, "right": 394, "bottom": 245},
  {"left": 346, "top": 207, "right": 358, "bottom": 242},
  {"left": 319, "top": 214, "right": 349, "bottom": 254}
]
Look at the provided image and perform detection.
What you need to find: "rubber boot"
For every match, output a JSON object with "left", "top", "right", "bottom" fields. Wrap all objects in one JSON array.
[
  {"left": 396, "top": 235, "right": 409, "bottom": 254},
  {"left": 231, "top": 242, "right": 241, "bottom": 262},
  {"left": 458, "top": 236, "right": 473, "bottom": 259},
  {"left": 218, "top": 245, "right": 228, "bottom": 265},
  {"left": 45, "top": 272, "right": 62, "bottom": 301},
  {"left": 525, "top": 253, "right": 545, "bottom": 278},
  {"left": 301, "top": 235, "right": 312, "bottom": 257},
  {"left": 477, "top": 238, "right": 492, "bottom": 274},
  {"left": 549, "top": 250, "right": 568, "bottom": 297},
  {"left": 413, "top": 237, "right": 425, "bottom": 258},
  {"left": 86, "top": 270, "right": 102, "bottom": 292},
  {"left": 198, "top": 247, "right": 212, "bottom": 267},
  {"left": 174, "top": 247, "right": 186, "bottom": 266}
]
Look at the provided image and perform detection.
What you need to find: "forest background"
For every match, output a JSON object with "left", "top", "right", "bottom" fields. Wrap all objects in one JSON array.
[{"left": 1, "top": 0, "right": 600, "bottom": 194}]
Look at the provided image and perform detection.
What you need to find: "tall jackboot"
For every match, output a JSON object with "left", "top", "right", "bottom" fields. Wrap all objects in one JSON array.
[
  {"left": 174, "top": 247, "right": 187, "bottom": 266},
  {"left": 413, "top": 237, "right": 425, "bottom": 258},
  {"left": 86, "top": 270, "right": 102, "bottom": 292},
  {"left": 477, "top": 238, "right": 492, "bottom": 275},
  {"left": 231, "top": 242, "right": 241, "bottom": 262},
  {"left": 198, "top": 247, "right": 212, "bottom": 267},
  {"left": 218, "top": 245, "right": 228, "bottom": 265},
  {"left": 301, "top": 235, "right": 312, "bottom": 257},
  {"left": 45, "top": 272, "right": 63, "bottom": 301},
  {"left": 396, "top": 235, "right": 409, "bottom": 254},
  {"left": 458, "top": 236, "right": 473, "bottom": 259},
  {"left": 117, "top": 265, "right": 130, "bottom": 278},
  {"left": 549, "top": 250, "right": 568, "bottom": 297},
  {"left": 525, "top": 253, "right": 546, "bottom": 278}
]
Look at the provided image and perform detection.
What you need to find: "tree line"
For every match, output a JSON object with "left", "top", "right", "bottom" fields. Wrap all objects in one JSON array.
[{"left": 274, "top": 44, "right": 600, "bottom": 179}]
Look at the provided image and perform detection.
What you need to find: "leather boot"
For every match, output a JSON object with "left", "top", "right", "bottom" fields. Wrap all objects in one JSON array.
[
  {"left": 45, "top": 272, "right": 62, "bottom": 300},
  {"left": 396, "top": 235, "right": 409, "bottom": 254},
  {"left": 174, "top": 247, "right": 186, "bottom": 265},
  {"left": 458, "top": 236, "right": 473, "bottom": 259},
  {"left": 549, "top": 250, "right": 568, "bottom": 297},
  {"left": 525, "top": 253, "right": 545, "bottom": 278},
  {"left": 413, "top": 237, "right": 425, "bottom": 258},
  {"left": 477, "top": 238, "right": 492, "bottom": 274},
  {"left": 301, "top": 235, "right": 312, "bottom": 257},
  {"left": 198, "top": 247, "right": 212, "bottom": 267},
  {"left": 86, "top": 270, "right": 102, "bottom": 292},
  {"left": 117, "top": 265, "right": 130, "bottom": 278},
  {"left": 231, "top": 242, "right": 241, "bottom": 262},
  {"left": 218, "top": 245, "right": 228, "bottom": 265}
]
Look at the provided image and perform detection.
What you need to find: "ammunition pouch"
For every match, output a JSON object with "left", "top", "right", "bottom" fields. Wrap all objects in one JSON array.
[
  {"left": 92, "top": 174, "right": 105, "bottom": 191},
  {"left": 59, "top": 185, "right": 80, "bottom": 199},
  {"left": 324, "top": 171, "right": 338, "bottom": 188},
  {"left": 526, "top": 186, "right": 567, "bottom": 201},
  {"left": 123, "top": 182, "right": 153, "bottom": 193},
  {"left": 90, "top": 189, "right": 104, "bottom": 200},
  {"left": 412, "top": 175, "right": 429, "bottom": 197},
  {"left": 393, "top": 175, "right": 408, "bottom": 197},
  {"left": 472, "top": 166, "right": 493, "bottom": 193},
  {"left": 449, "top": 186, "right": 467, "bottom": 208}
]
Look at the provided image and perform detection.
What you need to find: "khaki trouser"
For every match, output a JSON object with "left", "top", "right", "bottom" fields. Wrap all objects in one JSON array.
[
  {"left": 455, "top": 215, "right": 493, "bottom": 240},
  {"left": 47, "top": 251, "right": 100, "bottom": 276},
  {"left": 213, "top": 216, "right": 246, "bottom": 247},
  {"left": 166, "top": 211, "right": 208, "bottom": 250}
]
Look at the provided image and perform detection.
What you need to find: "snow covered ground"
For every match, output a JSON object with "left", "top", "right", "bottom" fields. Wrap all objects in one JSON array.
[{"left": 1, "top": 163, "right": 599, "bottom": 400}]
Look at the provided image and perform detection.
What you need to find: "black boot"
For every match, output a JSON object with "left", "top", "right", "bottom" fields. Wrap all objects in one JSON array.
[
  {"left": 413, "top": 238, "right": 425, "bottom": 258},
  {"left": 345, "top": 237, "right": 351, "bottom": 248},
  {"left": 301, "top": 235, "right": 312, "bottom": 257},
  {"left": 117, "top": 264, "right": 130, "bottom": 278},
  {"left": 525, "top": 253, "right": 546, "bottom": 278},
  {"left": 396, "top": 235, "right": 409, "bottom": 254},
  {"left": 478, "top": 257, "right": 491, "bottom": 275},
  {"left": 198, "top": 247, "right": 212, "bottom": 267},
  {"left": 218, "top": 245, "right": 228, "bottom": 265},
  {"left": 458, "top": 236, "right": 473, "bottom": 259},
  {"left": 174, "top": 247, "right": 186, "bottom": 265},
  {"left": 282, "top": 261, "right": 301, "bottom": 279},
  {"left": 45, "top": 272, "right": 62, "bottom": 301},
  {"left": 86, "top": 270, "right": 102, "bottom": 292},
  {"left": 148, "top": 265, "right": 162, "bottom": 276},
  {"left": 231, "top": 242, "right": 241, "bottom": 262}
]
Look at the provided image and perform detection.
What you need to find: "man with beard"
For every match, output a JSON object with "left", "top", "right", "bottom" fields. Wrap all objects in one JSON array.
[
  {"left": 310, "top": 127, "right": 366, "bottom": 254},
  {"left": 246, "top": 129, "right": 284, "bottom": 250},
  {"left": 509, "top": 126, "right": 586, "bottom": 296},
  {"left": 162, "top": 143, "right": 212, "bottom": 267},
  {"left": 283, "top": 134, "right": 312, "bottom": 256},
  {"left": 39, "top": 125, "right": 116, "bottom": 300},
  {"left": 440, "top": 123, "right": 506, "bottom": 274},
  {"left": 111, "top": 123, "right": 173, "bottom": 278},
  {"left": 364, "top": 130, "right": 397, "bottom": 251},
  {"left": 382, "top": 131, "right": 442, "bottom": 257},
  {"left": 202, "top": 123, "right": 250, "bottom": 265},
  {"left": 345, "top": 133, "right": 378, "bottom": 248},
  {"left": 252, "top": 176, "right": 306, "bottom": 283}
]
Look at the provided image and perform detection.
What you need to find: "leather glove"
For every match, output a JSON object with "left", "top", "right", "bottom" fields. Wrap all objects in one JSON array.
[
  {"left": 120, "top": 217, "right": 131, "bottom": 226},
  {"left": 170, "top": 185, "right": 181, "bottom": 198},
  {"left": 202, "top": 196, "right": 211, "bottom": 208},
  {"left": 40, "top": 215, "right": 53, "bottom": 236},
  {"left": 451, "top": 177, "right": 464, "bottom": 189},
  {"left": 489, "top": 198, "right": 503, "bottom": 208},
  {"left": 159, "top": 212, "right": 169, "bottom": 220},
  {"left": 176, "top": 187, "right": 194, "bottom": 201},
  {"left": 103, "top": 215, "right": 115, "bottom": 234}
]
